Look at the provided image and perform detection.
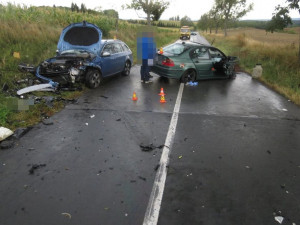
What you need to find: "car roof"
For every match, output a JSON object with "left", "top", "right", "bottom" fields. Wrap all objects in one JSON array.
[{"left": 175, "top": 40, "right": 210, "bottom": 48}]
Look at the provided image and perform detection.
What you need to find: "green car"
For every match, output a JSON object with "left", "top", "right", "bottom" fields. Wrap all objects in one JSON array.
[{"left": 151, "top": 41, "right": 239, "bottom": 83}]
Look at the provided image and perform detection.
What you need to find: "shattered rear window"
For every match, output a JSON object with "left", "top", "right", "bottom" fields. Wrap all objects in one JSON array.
[{"left": 63, "top": 27, "right": 99, "bottom": 46}]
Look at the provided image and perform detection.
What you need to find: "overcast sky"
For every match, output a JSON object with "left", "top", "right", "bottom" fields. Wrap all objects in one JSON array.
[{"left": 1, "top": 0, "right": 299, "bottom": 20}]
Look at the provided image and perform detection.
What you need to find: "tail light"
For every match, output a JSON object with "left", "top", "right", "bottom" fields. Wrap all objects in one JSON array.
[{"left": 162, "top": 58, "right": 175, "bottom": 67}]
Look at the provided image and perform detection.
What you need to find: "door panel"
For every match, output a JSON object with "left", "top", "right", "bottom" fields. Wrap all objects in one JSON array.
[{"left": 191, "top": 47, "right": 213, "bottom": 77}]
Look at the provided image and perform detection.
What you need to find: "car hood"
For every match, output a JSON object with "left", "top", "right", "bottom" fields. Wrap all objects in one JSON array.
[{"left": 57, "top": 21, "right": 102, "bottom": 55}]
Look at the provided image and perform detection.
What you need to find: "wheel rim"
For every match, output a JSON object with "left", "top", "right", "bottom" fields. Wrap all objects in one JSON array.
[
  {"left": 90, "top": 72, "right": 100, "bottom": 87},
  {"left": 183, "top": 71, "right": 195, "bottom": 83},
  {"left": 124, "top": 62, "right": 130, "bottom": 75}
]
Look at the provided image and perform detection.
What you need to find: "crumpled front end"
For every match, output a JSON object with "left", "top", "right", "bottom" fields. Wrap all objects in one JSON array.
[{"left": 37, "top": 56, "right": 87, "bottom": 86}]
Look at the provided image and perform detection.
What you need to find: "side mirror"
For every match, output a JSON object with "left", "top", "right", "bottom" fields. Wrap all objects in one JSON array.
[{"left": 102, "top": 51, "right": 111, "bottom": 57}]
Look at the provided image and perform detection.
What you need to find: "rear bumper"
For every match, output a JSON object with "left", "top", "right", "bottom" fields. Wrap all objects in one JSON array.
[{"left": 151, "top": 65, "right": 183, "bottom": 79}]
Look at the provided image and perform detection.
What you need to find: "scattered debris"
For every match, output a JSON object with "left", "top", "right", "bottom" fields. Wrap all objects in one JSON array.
[
  {"left": 138, "top": 176, "right": 146, "bottom": 181},
  {"left": 245, "top": 166, "right": 250, "bottom": 169},
  {"left": 154, "top": 164, "right": 160, "bottom": 171},
  {"left": 90, "top": 115, "right": 95, "bottom": 119},
  {"left": 116, "top": 118, "right": 121, "bottom": 121},
  {"left": 125, "top": 213, "right": 128, "bottom": 217},
  {"left": 274, "top": 216, "right": 284, "bottom": 224},
  {"left": 42, "top": 118, "right": 54, "bottom": 125},
  {"left": 267, "top": 150, "right": 271, "bottom": 154},
  {"left": 179, "top": 155, "right": 183, "bottom": 159},
  {"left": 140, "top": 144, "right": 164, "bottom": 152},
  {"left": 13, "top": 127, "right": 33, "bottom": 139},
  {"left": 0, "top": 140, "right": 14, "bottom": 150},
  {"left": 186, "top": 81, "right": 198, "bottom": 86},
  {"left": 0, "top": 127, "right": 13, "bottom": 141},
  {"left": 28, "top": 164, "right": 46, "bottom": 175},
  {"left": 61, "top": 212, "right": 72, "bottom": 219},
  {"left": 184, "top": 137, "right": 188, "bottom": 141},
  {"left": 100, "top": 95, "right": 108, "bottom": 99},
  {"left": 85, "top": 123, "right": 88, "bottom": 126},
  {"left": 282, "top": 109, "right": 288, "bottom": 112}
]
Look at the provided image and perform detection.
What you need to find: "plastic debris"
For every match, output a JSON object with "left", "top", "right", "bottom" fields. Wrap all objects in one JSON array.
[
  {"left": 274, "top": 216, "right": 284, "bottom": 224},
  {"left": 29, "top": 164, "right": 46, "bottom": 175},
  {"left": 186, "top": 81, "right": 198, "bottom": 86},
  {"left": 0, "top": 127, "right": 14, "bottom": 142},
  {"left": 282, "top": 109, "right": 288, "bottom": 111},
  {"left": 90, "top": 114, "right": 95, "bottom": 119},
  {"left": 125, "top": 213, "right": 128, "bottom": 217},
  {"left": 61, "top": 212, "right": 72, "bottom": 219},
  {"left": 85, "top": 123, "right": 88, "bottom": 126},
  {"left": 179, "top": 155, "right": 183, "bottom": 159}
]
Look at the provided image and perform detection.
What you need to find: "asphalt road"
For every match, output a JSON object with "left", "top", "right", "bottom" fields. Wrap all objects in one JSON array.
[{"left": 1, "top": 66, "right": 300, "bottom": 225}]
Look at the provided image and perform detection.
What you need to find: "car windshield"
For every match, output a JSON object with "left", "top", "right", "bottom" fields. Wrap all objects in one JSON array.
[
  {"left": 181, "top": 29, "right": 190, "bottom": 32},
  {"left": 60, "top": 49, "right": 95, "bottom": 58},
  {"left": 164, "top": 43, "right": 188, "bottom": 55}
]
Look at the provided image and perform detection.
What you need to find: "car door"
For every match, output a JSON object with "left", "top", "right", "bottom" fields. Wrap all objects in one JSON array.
[
  {"left": 208, "top": 47, "right": 227, "bottom": 76},
  {"left": 100, "top": 43, "right": 118, "bottom": 76},
  {"left": 190, "top": 47, "right": 213, "bottom": 78},
  {"left": 112, "top": 43, "right": 126, "bottom": 73}
]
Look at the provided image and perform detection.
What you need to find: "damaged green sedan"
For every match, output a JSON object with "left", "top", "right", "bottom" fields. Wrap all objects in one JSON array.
[{"left": 151, "top": 41, "right": 239, "bottom": 83}]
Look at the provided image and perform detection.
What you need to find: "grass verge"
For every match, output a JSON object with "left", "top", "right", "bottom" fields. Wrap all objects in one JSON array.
[{"left": 203, "top": 28, "right": 300, "bottom": 105}]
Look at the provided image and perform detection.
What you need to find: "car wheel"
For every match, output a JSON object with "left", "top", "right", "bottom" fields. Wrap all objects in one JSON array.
[
  {"left": 122, "top": 61, "right": 131, "bottom": 76},
  {"left": 180, "top": 70, "right": 196, "bottom": 83},
  {"left": 85, "top": 69, "right": 102, "bottom": 89}
]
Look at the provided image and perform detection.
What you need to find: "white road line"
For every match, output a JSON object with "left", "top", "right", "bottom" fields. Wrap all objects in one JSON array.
[{"left": 143, "top": 83, "right": 184, "bottom": 225}]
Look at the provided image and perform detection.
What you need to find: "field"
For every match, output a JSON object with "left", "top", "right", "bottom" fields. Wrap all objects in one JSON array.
[
  {"left": 0, "top": 4, "right": 179, "bottom": 130},
  {"left": 203, "top": 27, "right": 300, "bottom": 105}
]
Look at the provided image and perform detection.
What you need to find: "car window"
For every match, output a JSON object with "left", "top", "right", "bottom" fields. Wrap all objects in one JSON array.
[
  {"left": 122, "top": 43, "right": 130, "bottom": 52},
  {"left": 209, "top": 48, "right": 225, "bottom": 58},
  {"left": 164, "top": 43, "right": 186, "bottom": 55},
  {"left": 113, "top": 43, "right": 124, "bottom": 54},
  {"left": 191, "top": 47, "right": 210, "bottom": 60},
  {"left": 102, "top": 44, "right": 114, "bottom": 54}
]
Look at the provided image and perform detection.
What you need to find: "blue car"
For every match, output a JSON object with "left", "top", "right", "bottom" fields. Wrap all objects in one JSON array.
[{"left": 36, "top": 21, "right": 133, "bottom": 88}]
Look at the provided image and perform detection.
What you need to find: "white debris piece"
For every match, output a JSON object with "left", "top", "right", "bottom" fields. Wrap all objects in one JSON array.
[
  {"left": 0, "top": 127, "right": 14, "bottom": 141},
  {"left": 90, "top": 114, "right": 95, "bottom": 118},
  {"left": 85, "top": 123, "right": 88, "bottom": 126},
  {"left": 282, "top": 109, "right": 288, "bottom": 112},
  {"left": 275, "top": 216, "right": 284, "bottom": 224}
]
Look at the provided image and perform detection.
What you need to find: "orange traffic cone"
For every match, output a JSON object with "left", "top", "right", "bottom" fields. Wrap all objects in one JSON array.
[
  {"left": 159, "top": 47, "right": 163, "bottom": 54},
  {"left": 160, "top": 94, "right": 166, "bottom": 103},
  {"left": 158, "top": 87, "right": 165, "bottom": 96},
  {"left": 132, "top": 91, "right": 138, "bottom": 101}
]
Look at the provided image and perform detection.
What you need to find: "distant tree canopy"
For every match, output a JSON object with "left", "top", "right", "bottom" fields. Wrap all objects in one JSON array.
[
  {"left": 169, "top": 15, "right": 180, "bottom": 21},
  {"left": 266, "top": 6, "right": 292, "bottom": 33},
  {"left": 267, "top": 0, "right": 300, "bottom": 62},
  {"left": 103, "top": 9, "right": 119, "bottom": 19},
  {"left": 180, "top": 16, "right": 194, "bottom": 27},
  {"left": 124, "top": 0, "right": 170, "bottom": 25}
]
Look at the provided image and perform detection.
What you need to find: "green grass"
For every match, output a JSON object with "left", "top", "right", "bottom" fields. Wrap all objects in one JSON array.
[
  {"left": 203, "top": 30, "right": 300, "bottom": 105},
  {"left": 0, "top": 4, "right": 180, "bottom": 130}
]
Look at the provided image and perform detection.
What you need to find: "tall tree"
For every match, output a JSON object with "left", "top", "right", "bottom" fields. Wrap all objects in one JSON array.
[
  {"left": 124, "top": 0, "right": 169, "bottom": 25},
  {"left": 267, "top": 0, "right": 300, "bottom": 62},
  {"left": 180, "top": 15, "right": 194, "bottom": 27},
  {"left": 214, "top": 0, "right": 253, "bottom": 36}
]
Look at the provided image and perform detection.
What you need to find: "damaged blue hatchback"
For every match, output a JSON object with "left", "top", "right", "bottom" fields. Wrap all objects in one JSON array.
[{"left": 33, "top": 21, "right": 133, "bottom": 88}]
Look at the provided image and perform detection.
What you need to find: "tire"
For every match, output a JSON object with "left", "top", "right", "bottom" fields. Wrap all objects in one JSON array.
[
  {"left": 122, "top": 61, "right": 131, "bottom": 76},
  {"left": 85, "top": 69, "right": 102, "bottom": 89},
  {"left": 180, "top": 70, "right": 196, "bottom": 83}
]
